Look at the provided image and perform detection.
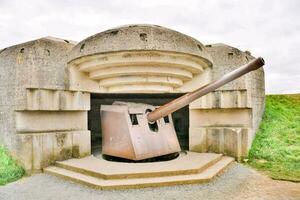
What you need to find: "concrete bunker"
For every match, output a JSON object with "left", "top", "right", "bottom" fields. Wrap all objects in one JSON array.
[{"left": 0, "top": 24, "right": 265, "bottom": 172}]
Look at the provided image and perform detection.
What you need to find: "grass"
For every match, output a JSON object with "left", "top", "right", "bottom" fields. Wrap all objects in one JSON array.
[
  {"left": 0, "top": 145, "right": 24, "bottom": 185},
  {"left": 247, "top": 94, "right": 300, "bottom": 182}
]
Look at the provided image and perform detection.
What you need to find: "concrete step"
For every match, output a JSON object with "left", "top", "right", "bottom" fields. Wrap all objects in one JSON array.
[
  {"left": 54, "top": 152, "right": 222, "bottom": 179},
  {"left": 44, "top": 156, "right": 234, "bottom": 190}
]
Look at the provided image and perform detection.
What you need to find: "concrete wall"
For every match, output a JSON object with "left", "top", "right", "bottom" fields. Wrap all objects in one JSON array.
[
  {"left": 189, "top": 44, "right": 265, "bottom": 160},
  {"left": 246, "top": 58, "right": 265, "bottom": 143},
  {"left": 16, "top": 88, "right": 91, "bottom": 172},
  {"left": 0, "top": 38, "right": 91, "bottom": 172}
]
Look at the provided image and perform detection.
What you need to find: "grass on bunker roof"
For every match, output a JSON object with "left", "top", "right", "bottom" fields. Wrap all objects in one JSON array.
[
  {"left": 247, "top": 94, "right": 300, "bottom": 182},
  {"left": 0, "top": 145, "right": 24, "bottom": 185}
]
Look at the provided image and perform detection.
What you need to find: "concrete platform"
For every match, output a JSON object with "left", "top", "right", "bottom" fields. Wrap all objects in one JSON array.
[{"left": 44, "top": 152, "right": 234, "bottom": 189}]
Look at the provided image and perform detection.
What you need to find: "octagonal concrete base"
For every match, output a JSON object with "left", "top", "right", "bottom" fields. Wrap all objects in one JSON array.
[{"left": 44, "top": 152, "right": 234, "bottom": 189}]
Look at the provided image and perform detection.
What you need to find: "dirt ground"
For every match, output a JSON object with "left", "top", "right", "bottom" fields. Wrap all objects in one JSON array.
[{"left": 0, "top": 163, "right": 299, "bottom": 200}]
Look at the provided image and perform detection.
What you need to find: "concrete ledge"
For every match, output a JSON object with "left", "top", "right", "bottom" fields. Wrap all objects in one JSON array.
[
  {"left": 189, "top": 108, "right": 252, "bottom": 127},
  {"left": 190, "top": 90, "right": 249, "bottom": 109},
  {"left": 16, "top": 111, "right": 87, "bottom": 132},
  {"left": 25, "top": 88, "right": 90, "bottom": 111}
]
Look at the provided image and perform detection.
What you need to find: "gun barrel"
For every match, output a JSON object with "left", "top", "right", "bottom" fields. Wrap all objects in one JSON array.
[{"left": 147, "top": 57, "right": 265, "bottom": 122}]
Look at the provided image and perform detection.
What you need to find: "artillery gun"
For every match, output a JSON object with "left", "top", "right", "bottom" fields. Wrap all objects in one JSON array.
[{"left": 100, "top": 57, "right": 265, "bottom": 160}]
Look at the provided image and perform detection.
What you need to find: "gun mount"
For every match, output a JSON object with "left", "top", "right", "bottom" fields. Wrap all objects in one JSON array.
[{"left": 100, "top": 57, "right": 265, "bottom": 160}]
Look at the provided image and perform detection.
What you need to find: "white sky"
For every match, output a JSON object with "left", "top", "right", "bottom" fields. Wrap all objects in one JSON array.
[{"left": 0, "top": 0, "right": 299, "bottom": 94}]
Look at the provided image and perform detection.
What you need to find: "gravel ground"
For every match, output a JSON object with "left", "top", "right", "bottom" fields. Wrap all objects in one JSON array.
[{"left": 0, "top": 163, "right": 299, "bottom": 200}]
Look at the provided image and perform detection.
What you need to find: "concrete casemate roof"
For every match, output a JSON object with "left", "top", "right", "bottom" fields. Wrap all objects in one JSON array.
[
  {"left": 0, "top": 36, "right": 76, "bottom": 57},
  {"left": 68, "top": 24, "right": 211, "bottom": 62}
]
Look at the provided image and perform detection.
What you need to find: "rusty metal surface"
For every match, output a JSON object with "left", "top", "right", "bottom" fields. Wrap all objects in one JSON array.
[
  {"left": 147, "top": 57, "right": 265, "bottom": 122},
  {"left": 101, "top": 102, "right": 181, "bottom": 160}
]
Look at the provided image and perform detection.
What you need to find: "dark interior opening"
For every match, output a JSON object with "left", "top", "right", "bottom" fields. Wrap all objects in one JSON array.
[{"left": 88, "top": 93, "right": 189, "bottom": 154}]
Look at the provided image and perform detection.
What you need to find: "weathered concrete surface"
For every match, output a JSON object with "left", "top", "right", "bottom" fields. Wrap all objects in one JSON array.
[
  {"left": 0, "top": 38, "right": 91, "bottom": 173},
  {"left": 189, "top": 44, "right": 265, "bottom": 159},
  {"left": 1, "top": 164, "right": 299, "bottom": 200},
  {"left": 0, "top": 37, "right": 74, "bottom": 148},
  {"left": 68, "top": 24, "right": 211, "bottom": 61},
  {"left": 67, "top": 24, "right": 213, "bottom": 93},
  {"left": 206, "top": 43, "right": 265, "bottom": 142},
  {"left": 15, "top": 131, "right": 91, "bottom": 172}
]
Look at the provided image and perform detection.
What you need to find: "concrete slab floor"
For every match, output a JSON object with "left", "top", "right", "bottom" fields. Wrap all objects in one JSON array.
[
  {"left": 0, "top": 163, "right": 299, "bottom": 200},
  {"left": 55, "top": 151, "right": 222, "bottom": 177}
]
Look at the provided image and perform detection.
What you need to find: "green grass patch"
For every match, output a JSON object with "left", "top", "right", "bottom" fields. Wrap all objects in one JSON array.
[
  {"left": 247, "top": 94, "right": 300, "bottom": 182},
  {"left": 0, "top": 145, "right": 25, "bottom": 185}
]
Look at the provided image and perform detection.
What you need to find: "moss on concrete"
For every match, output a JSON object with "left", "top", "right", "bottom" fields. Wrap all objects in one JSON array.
[
  {"left": 72, "top": 145, "right": 80, "bottom": 158},
  {"left": 61, "top": 148, "right": 72, "bottom": 160}
]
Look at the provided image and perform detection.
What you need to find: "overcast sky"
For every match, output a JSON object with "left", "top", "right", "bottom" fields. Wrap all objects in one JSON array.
[{"left": 0, "top": 0, "right": 299, "bottom": 94}]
